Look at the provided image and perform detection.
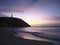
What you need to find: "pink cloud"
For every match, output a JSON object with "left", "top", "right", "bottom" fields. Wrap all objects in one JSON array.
[
  {"left": 42, "top": 18, "right": 60, "bottom": 21},
  {"left": 0, "top": 7, "right": 34, "bottom": 13}
]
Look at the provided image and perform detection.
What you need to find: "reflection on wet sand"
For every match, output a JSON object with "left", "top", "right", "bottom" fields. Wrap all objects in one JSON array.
[{"left": 15, "top": 33, "right": 51, "bottom": 42}]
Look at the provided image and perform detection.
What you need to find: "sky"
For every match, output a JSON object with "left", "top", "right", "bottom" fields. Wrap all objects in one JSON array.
[{"left": 0, "top": 0, "right": 60, "bottom": 26}]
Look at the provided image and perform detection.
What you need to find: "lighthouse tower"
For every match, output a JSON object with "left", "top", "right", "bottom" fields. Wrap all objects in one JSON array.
[{"left": 11, "top": 13, "right": 13, "bottom": 17}]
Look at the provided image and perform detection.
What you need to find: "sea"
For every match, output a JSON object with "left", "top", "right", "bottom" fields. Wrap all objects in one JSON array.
[{"left": 0, "top": 27, "right": 60, "bottom": 45}]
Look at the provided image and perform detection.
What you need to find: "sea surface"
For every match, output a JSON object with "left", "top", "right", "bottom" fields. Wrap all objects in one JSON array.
[{"left": 0, "top": 27, "right": 60, "bottom": 45}]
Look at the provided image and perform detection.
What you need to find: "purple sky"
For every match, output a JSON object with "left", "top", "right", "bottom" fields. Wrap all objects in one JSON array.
[{"left": 0, "top": 0, "right": 60, "bottom": 26}]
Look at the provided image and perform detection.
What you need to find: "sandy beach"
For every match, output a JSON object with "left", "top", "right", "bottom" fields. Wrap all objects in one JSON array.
[{"left": 0, "top": 28, "right": 54, "bottom": 45}]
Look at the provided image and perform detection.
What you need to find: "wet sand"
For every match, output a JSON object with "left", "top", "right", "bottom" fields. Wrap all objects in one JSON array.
[{"left": 0, "top": 29, "right": 54, "bottom": 45}]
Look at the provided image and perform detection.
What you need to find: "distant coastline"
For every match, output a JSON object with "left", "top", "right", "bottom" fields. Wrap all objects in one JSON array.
[{"left": 32, "top": 26, "right": 60, "bottom": 27}]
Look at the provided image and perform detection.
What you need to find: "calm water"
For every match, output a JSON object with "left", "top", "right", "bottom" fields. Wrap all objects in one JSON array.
[{"left": 0, "top": 27, "right": 60, "bottom": 45}]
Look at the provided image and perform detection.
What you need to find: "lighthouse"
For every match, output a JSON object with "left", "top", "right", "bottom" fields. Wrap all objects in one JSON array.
[{"left": 11, "top": 13, "right": 13, "bottom": 17}]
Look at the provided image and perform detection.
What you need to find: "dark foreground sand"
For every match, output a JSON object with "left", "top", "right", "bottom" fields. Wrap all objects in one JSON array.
[{"left": 0, "top": 29, "right": 54, "bottom": 45}]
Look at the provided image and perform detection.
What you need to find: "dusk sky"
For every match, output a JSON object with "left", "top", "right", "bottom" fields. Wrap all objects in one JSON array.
[{"left": 0, "top": 0, "right": 60, "bottom": 26}]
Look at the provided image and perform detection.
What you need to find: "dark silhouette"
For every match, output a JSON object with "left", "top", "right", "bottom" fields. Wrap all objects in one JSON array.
[{"left": 0, "top": 17, "right": 30, "bottom": 27}]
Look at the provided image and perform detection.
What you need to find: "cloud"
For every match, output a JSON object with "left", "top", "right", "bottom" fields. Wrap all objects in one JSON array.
[
  {"left": 0, "top": 13, "right": 7, "bottom": 17},
  {"left": 0, "top": 7, "right": 34, "bottom": 13},
  {"left": 42, "top": 17, "right": 60, "bottom": 21},
  {"left": 0, "top": 9, "right": 25, "bottom": 13}
]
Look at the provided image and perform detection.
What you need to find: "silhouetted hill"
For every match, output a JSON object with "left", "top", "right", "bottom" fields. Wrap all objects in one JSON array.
[{"left": 0, "top": 17, "right": 30, "bottom": 27}]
